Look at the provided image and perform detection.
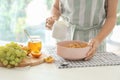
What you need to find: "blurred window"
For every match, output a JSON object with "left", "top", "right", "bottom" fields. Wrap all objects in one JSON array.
[
  {"left": 0, "top": 0, "right": 56, "bottom": 45},
  {"left": 0, "top": 0, "right": 120, "bottom": 45}
]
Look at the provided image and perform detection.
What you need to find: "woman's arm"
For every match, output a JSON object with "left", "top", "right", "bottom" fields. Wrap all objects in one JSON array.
[
  {"left": 95, "top": 0, "right": 118, "bottom": 43},
  {"left": 85, "top": 0, "right": 118, "bottom": 60},
  {"left": 51, "top": 0, "right": 61, "bottom": 20},
  {"left": 46, "top": 0, "right": 61, "bottom": 29}
]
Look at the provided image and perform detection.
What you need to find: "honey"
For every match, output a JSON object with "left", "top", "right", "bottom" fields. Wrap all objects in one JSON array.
[
  {"left": 28, "top": 36, "right": 42, "bottom": 53},
  {"left": 28, "top": 41, "right": 42, "bottom": 53}
]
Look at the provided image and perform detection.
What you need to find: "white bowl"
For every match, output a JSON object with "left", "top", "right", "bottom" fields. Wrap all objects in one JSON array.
[{"left": 57, "top": 40, "right": 91, "bottom": 60}]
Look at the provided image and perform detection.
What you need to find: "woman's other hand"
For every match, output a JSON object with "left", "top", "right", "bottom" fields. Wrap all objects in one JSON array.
[
  {"left": 46, "top": 0, "right": 60, "bottom": 30},
  {"left": 85, "top": 38, "right": 100, "bottom": 60},
  {"left": 46, "top": 16, "right": 56, "bottom": 30}
]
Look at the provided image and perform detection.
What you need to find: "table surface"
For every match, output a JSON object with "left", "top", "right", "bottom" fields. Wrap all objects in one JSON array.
[
  {"left": 0, "top": 41, "right": 120, "bottom": 80},
  {"left": 0, "top": 64, "right": 120, "bottom": 80}
]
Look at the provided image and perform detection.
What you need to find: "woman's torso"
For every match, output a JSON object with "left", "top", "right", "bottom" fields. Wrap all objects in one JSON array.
[
  {"left": 59, "top": 0, "right": 107, "bottom": 52},
  {"left": 59, "top": 0, "right": 106, "bottom": 28}
]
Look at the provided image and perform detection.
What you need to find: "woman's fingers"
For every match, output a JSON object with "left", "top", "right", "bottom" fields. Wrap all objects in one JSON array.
[
  {"left": 46, "top": 17, "right": 56, "bottom": 30},
  {"left": 46, "top": 24, "right": 52, "bottom": 30},
  {"left": 85, "top": 47, "right": 96, "bottom": 60},
  {"left": 85, "top": 39, "right": 97, "bottom": 60}
]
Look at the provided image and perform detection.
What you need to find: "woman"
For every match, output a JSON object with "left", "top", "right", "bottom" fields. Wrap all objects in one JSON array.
[{"left": 46, "top": 0, "right": 118, "bottom": 60}]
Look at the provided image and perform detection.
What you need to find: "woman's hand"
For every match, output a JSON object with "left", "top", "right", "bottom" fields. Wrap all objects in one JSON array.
[
  {"left": 84, "top": 38, "right": 100, "bottom": 60},
  {"left": 46, "top": 16, "right": 56, "bottom": 30}
]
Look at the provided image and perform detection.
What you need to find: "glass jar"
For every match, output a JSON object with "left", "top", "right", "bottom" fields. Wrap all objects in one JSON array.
[{"left": 28, "top": 36, "right": 42, "bottom": 53}]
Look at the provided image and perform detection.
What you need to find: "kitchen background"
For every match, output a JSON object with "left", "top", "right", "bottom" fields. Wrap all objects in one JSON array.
[{"left": 0, "top": 0, "right": 120, "bottom": 52}]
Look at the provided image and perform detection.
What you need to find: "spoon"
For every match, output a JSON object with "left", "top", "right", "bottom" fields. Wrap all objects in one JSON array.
[
  {"left": 60, "top": 62, "right": 69, "bottom": 66},
  {"left": 24, "top": 29, "right": 33, "bottom": 42}
]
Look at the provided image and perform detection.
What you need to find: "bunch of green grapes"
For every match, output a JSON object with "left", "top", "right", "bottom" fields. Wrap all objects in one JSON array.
[{"left": 0, "top": 42, "right": 27, "bottom": 68}]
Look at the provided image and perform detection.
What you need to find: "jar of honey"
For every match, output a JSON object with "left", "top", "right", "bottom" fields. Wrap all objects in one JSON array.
[{"left": 28, "top": 36, "right": 42, "bottom": 54}]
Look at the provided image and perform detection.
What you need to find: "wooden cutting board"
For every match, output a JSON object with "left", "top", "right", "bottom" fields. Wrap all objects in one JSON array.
[{"left": 0, "top": 54, "right": 47, "bottom": 67}]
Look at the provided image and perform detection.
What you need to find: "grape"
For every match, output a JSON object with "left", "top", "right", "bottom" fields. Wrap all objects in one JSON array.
[
  {"left": 0, "top": 58, "right": 4, "bottom": 62},
  {"left": 6, "top": 57, "right": 10, "bottom": 60},
  {"left": 10, "top": 55, "right": 15, "bottom": 61},
  {"left": 15, "top": 58, "right": 21, "bottom": 63},
  {"left": 6, "top": 52, "right": 11, "bottom": 57},
  {"left": 9, "top": 61, "right": 16, "bottom": 65},
  {"left": 14, "top": 63, "right": 18, "bottom": 67},
  {"left": 0, "top": 42, "right": 27, "bottom": 68},
  {"left": 0, "top": 51, "right": 3, "bottom": 57},
  {"left": 3, "top": 60, "right": 8, "bottom": 66},
  {"left": 15, "top": 50, "right": 21, "bottom": 57},
  {"left": 7, "top": 65, "right": 12, "bottom": 68},
  {"left": 21, "top": 52, "right": 27, "bottom": 57}
]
